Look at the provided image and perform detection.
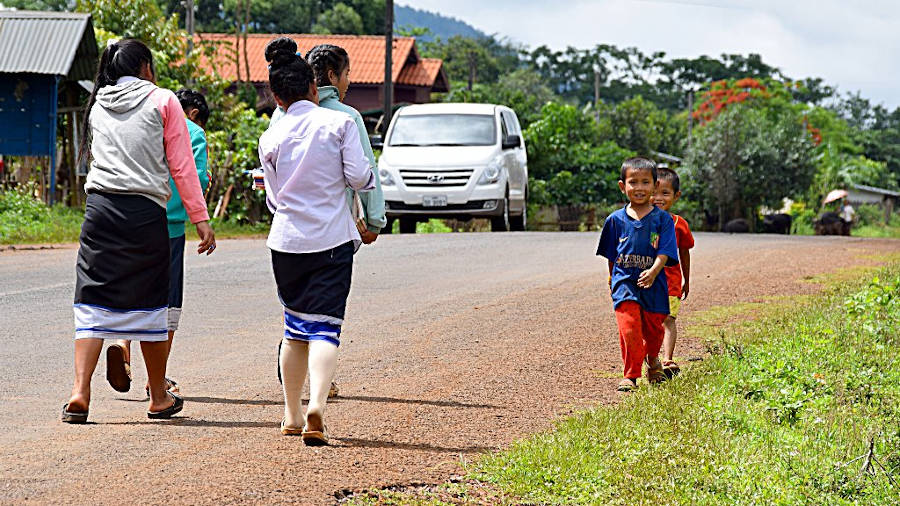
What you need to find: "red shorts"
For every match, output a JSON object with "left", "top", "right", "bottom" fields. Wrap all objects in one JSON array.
[{"left": 614, "top": 301, "right": 667, "bottom": 379}]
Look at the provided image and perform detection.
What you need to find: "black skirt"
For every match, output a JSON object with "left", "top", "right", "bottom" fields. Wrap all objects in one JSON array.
[
  {"left": 271, "top": 242, "right": 354, "bottom": 347},
  {"left": 73, "top": 191, "right": 170, "bottom": 341}
]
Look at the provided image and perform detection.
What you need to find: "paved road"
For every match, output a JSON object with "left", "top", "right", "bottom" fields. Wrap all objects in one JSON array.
[{"left": 1, "top": 232, "right": 897, "bottom": 504}]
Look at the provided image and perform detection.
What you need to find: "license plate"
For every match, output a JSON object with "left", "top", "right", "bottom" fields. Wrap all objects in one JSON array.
[{"left": 423, "top": 195, "right": 448, "bottom": 207}]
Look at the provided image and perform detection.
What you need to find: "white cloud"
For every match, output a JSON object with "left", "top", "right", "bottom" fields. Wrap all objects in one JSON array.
[{"left": 400, "top": 0, "right": 900, "bottom": 107}]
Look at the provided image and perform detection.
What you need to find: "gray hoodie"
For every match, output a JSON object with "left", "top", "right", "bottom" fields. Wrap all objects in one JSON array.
[{"left": 84, "top": 78, "right": 209, "bottom": 223}]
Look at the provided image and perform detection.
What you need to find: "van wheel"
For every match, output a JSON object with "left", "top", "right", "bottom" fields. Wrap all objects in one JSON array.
[
  {"left": 490, "top": 199, "right": 510, "bottom": 232},
  {"left": 510, "top": 203, "right": 526, "bottom": 231},
  {"left": 399, "top": 217, "right": 417, "bottom": 234}
]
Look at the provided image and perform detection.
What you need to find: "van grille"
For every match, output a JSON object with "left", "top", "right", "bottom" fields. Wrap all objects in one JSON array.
[{"left": 399, "top": 169, "right": 473, "bottom": 188}]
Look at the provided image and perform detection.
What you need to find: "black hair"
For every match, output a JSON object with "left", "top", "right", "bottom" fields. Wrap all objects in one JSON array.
[
  {"left": 619, "top": 156, "right": 658, "bottom": 182},
  {"left": 175, "top": 88, "right": 210, "bottom": 126},
  {"left": 78, "top": 38, "right": 154, "bottom": 166},
  {"left": 264, "top": 37, "right": 314, "bottom": 106},
  {"left": 656, "top": 167, "right": 680, "bottom": 193},
  {"left": 305, "top": 44, "right": 350, "bottom": 88}
]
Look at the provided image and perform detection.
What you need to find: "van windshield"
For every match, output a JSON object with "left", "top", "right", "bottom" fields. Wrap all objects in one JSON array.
[{"left": 389, "top": 114, "right": 496, "bottom": 147}]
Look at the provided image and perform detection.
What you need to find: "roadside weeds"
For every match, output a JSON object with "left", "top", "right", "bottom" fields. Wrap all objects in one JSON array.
[{"left": 343, "top": 256, "right": 900, "bottom": 505}]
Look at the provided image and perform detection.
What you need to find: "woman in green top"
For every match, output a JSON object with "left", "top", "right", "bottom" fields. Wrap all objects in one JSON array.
[{"left": 268, "top": 43, "right": 386, "bottom": 399}]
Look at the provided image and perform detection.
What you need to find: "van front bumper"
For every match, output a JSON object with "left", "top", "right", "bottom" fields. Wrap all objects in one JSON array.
[{"left": 385, "top": 199, "right": 504, "bottom": 218}]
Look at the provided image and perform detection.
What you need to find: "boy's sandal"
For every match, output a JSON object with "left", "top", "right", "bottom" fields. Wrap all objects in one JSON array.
[
  {"left": 145, "top": 377, "right": 179, "bottom": 398},
  {"left": 645, "top": 357, "right": 667, "bottom": 384},
  {"left": 662, "top": 361, "right": 681, "bottom": 378},
  {"left": 106, "top": 344, "right": 132, "bottom": 393},
  {"left": 617, "top": 379, "right": 638, "bottom": 392},
  {"left": 61, "top": 403, "right": 89, "bottom": 424},
  {"left": 147, "top": 392, "right": 183, "bottom": 419},
  {"left": 281, "top": 418, "right": 304, "bottom": 436}
]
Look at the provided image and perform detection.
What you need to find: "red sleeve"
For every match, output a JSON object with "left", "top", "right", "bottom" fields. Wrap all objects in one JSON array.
[
  {"left": 675, "top": 216, "right": 694, "bottom": 249},
  {"left": 151, "top": 89, "right": 210, "bottom": 224}
]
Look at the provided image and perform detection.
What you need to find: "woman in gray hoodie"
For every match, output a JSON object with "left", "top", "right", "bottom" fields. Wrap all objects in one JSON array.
[{"left": 62, "top": 39, "right": 216, "bottom": 423}]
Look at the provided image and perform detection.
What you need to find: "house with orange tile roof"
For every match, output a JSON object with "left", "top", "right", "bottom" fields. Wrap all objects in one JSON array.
[{"left": 194, "top": 33, "right": 449, "bottom": 119}]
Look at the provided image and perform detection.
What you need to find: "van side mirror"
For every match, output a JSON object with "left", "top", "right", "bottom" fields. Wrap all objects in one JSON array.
[
  {"left": 502, "top": 134, "right": 521, "bottom": 150},
  {"left": 370, "top": 134, "right": 384, "bottom": 150}
]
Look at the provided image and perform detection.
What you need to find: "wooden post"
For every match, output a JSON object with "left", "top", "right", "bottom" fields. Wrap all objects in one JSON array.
[{"left": 383, "top": 0, "right": 394, "bottom": 134}]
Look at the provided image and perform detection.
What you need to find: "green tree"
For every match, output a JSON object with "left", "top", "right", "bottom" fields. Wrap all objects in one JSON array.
[
  {"left": 443, "top": 68, "right": 557, "bottom": 129},
  {"left": 0, "top": 0, "right": 72, "bottom": 9},
  {"left": 599, "top": 96, "right": 685, "bottom": 157},
  {"left": 684, "top": 104, "right": 816, "bottom": 228},
  {"left": 524, "top": 102, "right": 634, "bottom": 206},
  {"left": 311, "top": 2, "right": 363, "bottom": 34}
]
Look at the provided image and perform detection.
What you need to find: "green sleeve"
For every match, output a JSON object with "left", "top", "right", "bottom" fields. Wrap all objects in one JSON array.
[
  {"left": 193, "top": 129, "right": 210, "bottom": 193},
  {"left": 352, "top": 111, "right": 386, "bottom": 232}
]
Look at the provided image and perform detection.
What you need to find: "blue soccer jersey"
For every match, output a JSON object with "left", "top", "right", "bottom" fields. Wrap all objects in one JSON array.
[{"left": 596, "top": 205, "right": 679, "bottom": 314}]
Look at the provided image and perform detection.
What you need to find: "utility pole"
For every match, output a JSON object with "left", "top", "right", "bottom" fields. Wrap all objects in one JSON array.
[
  {"left": 383, "top": 0, "right": 394, "bottom": 134},
  {"left": 467, "top": 51, "right": 476, "bottom": 91},
  {"left": 594, "top": 68, "right": 600, "bottom": 123},
  {"left": 687, "top": 89, "right": 694, "bottom": 149},
  {"left": 185, "top": 0, "right": 195, "bottom": 57}
]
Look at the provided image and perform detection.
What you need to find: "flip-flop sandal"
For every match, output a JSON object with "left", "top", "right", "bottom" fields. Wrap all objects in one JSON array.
[
  {"left": 662, "top": 361, "right": 681, "bottom": 379},
  {"left": 328, "top": 381, "right": 340, "bottom": 399},
  {"left": 281, "top": 418, "right": 303, "bottom": 436},
  {"left": 145, "top": 378, "right": 179, "bottom": 398},
  {"left": 645, "top": 357, "right": 667, "bottom": 385},
  {"left": 301, "top": 412, "right": 329, "bottom": 446},
  {"left": 617, "top": 379, "right": 638, "bottom": 392},
  {"left": 147, "top": 392, "right": 183, "bottom": 419},
  {"left": 61, "top": 403, "right": 88, "bottom": 424},
  {"left": 106, "top": 344, "right": 131, "bottom": 393}
]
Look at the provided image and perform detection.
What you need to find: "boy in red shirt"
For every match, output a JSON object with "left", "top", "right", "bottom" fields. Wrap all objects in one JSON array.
[
  {"left": 597, "top": 157, "right": 679, "bottom": 391},
  {"left": 653, "top": 167, "right": 694, "bottom": 377}
]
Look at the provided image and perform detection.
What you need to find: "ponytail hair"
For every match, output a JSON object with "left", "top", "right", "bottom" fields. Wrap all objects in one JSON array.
[
  {"left": 305, "top": 44, "right": 349, "bottom": 88},
  {"left": 264, "top": 37, "right": 314, "bottom": 106},
  {"left": 78, "top": 39, "right": 154, "bottom": 166}
]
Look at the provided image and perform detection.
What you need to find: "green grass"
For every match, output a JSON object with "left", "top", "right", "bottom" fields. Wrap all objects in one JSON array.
[
  {"left": 465, "top": 264, "right": 900, "bottom": 505},
  {"left": 0, "top": 189, "right": 84, "bottom": 244}
]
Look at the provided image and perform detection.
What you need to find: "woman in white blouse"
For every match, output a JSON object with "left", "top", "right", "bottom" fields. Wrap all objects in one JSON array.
[{"left": 258, "top": 37, "right": 374, "bottom": 445}]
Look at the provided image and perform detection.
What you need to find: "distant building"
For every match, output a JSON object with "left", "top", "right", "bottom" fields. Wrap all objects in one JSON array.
[
  {"left": 0, "top": 10, "right": 98, "bottom": 204},
  {"left": 848, "top": 184, "right": 899, "bottom": 223},
  {"left": 194, "top": 33, "right": 449, "bottom": 123}
]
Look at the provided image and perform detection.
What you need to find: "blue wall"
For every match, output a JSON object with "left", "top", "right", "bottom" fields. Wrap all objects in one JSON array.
[{"left": 0, "top": 73, "right": 58, "bottom": 157}]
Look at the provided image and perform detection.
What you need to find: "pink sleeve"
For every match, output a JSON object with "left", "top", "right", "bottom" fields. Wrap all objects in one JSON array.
[{"left": 151, "top": 89, "right": 210, "bottom": 223}]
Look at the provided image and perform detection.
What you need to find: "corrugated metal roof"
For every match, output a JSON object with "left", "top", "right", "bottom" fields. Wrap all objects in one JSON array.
[
  {"left": 195, "top": 33, "right": 446, "bottom": 89},
  {"left": 853, "top": 184, "right": 900, "bottom": 197},
  {"left": 0, "top": 11, "right": 97, "bottom": 79}
]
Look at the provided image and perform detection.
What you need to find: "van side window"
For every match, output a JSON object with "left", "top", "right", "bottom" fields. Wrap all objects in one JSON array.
[{"left": 500, "top": 113, "right": 510, "bottom": 143}]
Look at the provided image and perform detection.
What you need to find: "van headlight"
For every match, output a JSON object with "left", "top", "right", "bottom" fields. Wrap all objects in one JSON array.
[
  {"left": 478, "top": 158, "right": 503, "bottom": 185},
  {"left": 379, "top": 168, "right": 395, "bottom": 186}
]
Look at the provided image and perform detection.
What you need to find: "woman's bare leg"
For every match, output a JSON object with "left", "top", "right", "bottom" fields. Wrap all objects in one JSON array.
[
  {"left": 141, "top": 340, "right": 174, "bottom": 412},
  {"left": 67, "top": 338, "right": 103, "bottom": 412}
]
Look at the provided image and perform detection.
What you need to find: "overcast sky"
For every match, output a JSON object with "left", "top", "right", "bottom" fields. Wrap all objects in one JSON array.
[{"left": 401, "top": 0, "right": 900, "bottom": 109}]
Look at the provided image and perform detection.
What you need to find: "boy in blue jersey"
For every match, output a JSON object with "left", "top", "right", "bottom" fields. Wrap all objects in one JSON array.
[
  {"left": 106, "top": 89, "right": 211, "bottom": 395},
  {"left": 597, "top": 157, "right": 678, "bottom": 392}
]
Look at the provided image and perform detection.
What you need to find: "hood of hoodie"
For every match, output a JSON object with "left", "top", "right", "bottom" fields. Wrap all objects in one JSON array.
[
  {"left": 95, "top": 79, "right": 157, "bottom": 114},
  {"left": 318, "top": 86, "right": 340, "bottom": 105}
]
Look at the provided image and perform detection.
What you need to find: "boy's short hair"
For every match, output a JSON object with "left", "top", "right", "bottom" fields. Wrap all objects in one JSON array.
[
  {"left": 656, "top": 167, "right": 680, "bottom": 193},
  {"left": 620, "top": 156, "right": 657, "bottom": 182},
  {"left": 175, "top": 88, "right": 210, "bottom": 126}
]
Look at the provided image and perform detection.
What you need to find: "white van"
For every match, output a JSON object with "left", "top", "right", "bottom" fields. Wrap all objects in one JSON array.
[{"left": 378, "top": 103, "right": 528, "bottom": 233}]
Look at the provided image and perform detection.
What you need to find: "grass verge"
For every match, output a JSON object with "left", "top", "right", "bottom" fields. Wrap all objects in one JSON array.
[
  {"left": 349, "top": 261, "right": 900, "bottom": 504},
  {"left": 469, "top": 263, "right": 900, "bottom": 504}
]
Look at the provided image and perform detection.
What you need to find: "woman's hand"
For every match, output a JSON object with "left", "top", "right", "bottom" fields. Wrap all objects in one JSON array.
[
  {"left": 360, "top": 230, "right": 378, "bottom": 244},
  {"left": 195, "top": 221, "right": 216, "bottom": 255}
]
